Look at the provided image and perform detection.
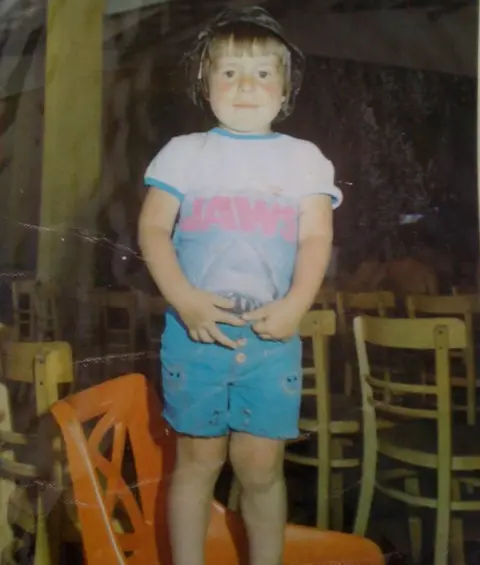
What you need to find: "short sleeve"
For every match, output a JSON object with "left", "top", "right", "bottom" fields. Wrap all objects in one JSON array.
[
  {"left": 144, "top": 136, "right": 189, "bottom": 201},
  {"left": 298, "top": 141, "right": 343, "bottom": 209}
]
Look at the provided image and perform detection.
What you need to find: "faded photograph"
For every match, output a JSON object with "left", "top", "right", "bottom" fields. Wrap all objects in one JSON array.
[{"left": 0, "top": 2, "right": 478, "bottom": 565}]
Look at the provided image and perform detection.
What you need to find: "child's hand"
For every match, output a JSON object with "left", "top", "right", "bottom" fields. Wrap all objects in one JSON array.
[
  {"left": 242, "top": 298, "right": 304, "bottom": 341},
  {"left": 175, "top": 289, "right": 245, "bottom": 349}
]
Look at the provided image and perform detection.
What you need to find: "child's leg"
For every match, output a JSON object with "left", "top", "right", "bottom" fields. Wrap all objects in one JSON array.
[
  {"left": 169, "top": 434, "right": 228, "bottom": 565},
  {"left": 160, "top": 320, "right": 236, "bottom": 564},
  {"left": 229, "top": 433, "right": 286, "bottom": 565},
  {"left": 227, "top": 332, "right": 302, "bottom": 565}
]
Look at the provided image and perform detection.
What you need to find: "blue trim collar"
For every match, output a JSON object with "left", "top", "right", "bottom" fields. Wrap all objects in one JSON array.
[{"left": 210, "top": 127, "right": 281, "bottom": 140}]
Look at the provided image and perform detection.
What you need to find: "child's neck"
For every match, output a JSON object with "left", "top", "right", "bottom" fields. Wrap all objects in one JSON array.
[{"left": 217, "top": 124, "right": 273, "bottom": 136}]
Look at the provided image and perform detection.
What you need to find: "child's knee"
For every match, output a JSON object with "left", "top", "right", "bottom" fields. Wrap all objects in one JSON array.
[
  {"left": 230, "top": 435, "right": 284, "bottom": 491},
  {"left": 176, "top": 435, "right": 227, "bottom": 481}
]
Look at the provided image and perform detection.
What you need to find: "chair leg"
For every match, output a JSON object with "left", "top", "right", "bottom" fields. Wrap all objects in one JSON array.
[
  {"left": 449, "top": 480, "right": 466, "bottom": 565},
  {"left": 344, "top": 362, "right": 353, "bottom": 396},
  {"left": 330, "top": 471, "right": 344, "bottom": 531},
  {"left": 316, "top": 435, "right": 330, "bottom": 529},
  {"left": 353, "top": 458, "right": 375, "bottom": 537},
  {"left": 434, "top": 473, "right": 451, "bottom": 565},
  {"left": 465, "top": 346, "right": 476, "bottom": 426},
  {"left": 329, "top": 439, "right": 344, "bottom": 531},
  {"left": 0, "top": 386, "right": 15, "bottom": 556},
  {"left": 404, "top": 476, "right": 422, "bottom": 565},
  {"left": 34, "top": 495, "right": 53, "bottom": 565},
  {"left": 353, "top": 424, "right": 377, "bottom": 537}
]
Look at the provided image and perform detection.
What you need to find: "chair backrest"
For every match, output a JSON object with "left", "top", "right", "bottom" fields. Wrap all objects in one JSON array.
[
  {"left": 337, "top": 291, "right": 395, "bottom": 335},
  {"left": 451, "top": 285, "right": 479, "bottom": 296},
  {"left": 35, "top": 282, "right": 60, "bottom": 341},
  {"left": 0, "top": 343, "right": 74, "bottom": 558},
  {"left": 100, "top": 290, "right": 137, "bottom": 350},
  {"left": 338, "top": 290, "right": 396, "bottom": 314},
  {"left": 0, "top": 323, "right": 10, "bottom": 347},
  {"left": 50, "top": 373, "right": 173, "bottom": 565},
  {"left": 353, "top": 316, "right": 466, "bottom": 466},
  {"left": 2, "top": 342, "right": 74, "bottom": 386},
  {"left": 299, "top": 310, "right": 336, "bottom": 384},
  {"left": 298, "top": 310, "right": 336, "bottom": 440},
  {"left": 406, "top": 293, "right": 479, "bottom": 318},
  {"left": 11, "top": 280, "right": 60, "bottom": 341},
  {"left": 0, "top": 343, "right": 73, "bottom": 464},
  {"left": 299, "top": 309, "right": 336, "bottom": 339},
  {"left": 1, "top": 341, "right": 74, "bottom": 443},
  {"left": 406, "top": 293, "right": 479, "bottom": 424},
  {"left": 145, "top": 296, "right": 168, "bottom": 350},
  {"left": 314, "top": 287, "right": 336, "bottom": 309},
  {"left": 11, "top": 279, "right": 37, "bottom": 340}
]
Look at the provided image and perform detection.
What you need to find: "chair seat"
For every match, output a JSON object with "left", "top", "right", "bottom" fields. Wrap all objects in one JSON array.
[
  {"left": 379, "top": 421, "right": 480, "bottom": 470},
  {"left": 300, "top": 395, "right": 361, "bottom": 434},
  {"left": 207, "top": 500, "right": 384, "bottom": 565}
]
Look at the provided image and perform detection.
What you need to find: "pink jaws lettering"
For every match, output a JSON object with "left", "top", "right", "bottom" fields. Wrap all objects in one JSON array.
[{"left": 179, "top": 196, "right": 297, "bottom": 241}]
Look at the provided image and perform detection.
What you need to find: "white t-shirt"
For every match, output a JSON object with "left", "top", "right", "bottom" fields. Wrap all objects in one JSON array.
[{"left": 144, "top": 127, "right": 343, "bottom": 313}]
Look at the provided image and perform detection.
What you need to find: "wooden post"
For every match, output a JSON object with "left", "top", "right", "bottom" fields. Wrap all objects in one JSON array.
[
  {"left": 477, "top": 7, "right": 480, "bottom": 290},
  {"left": 37, "top": 0, "right": 104, "bottom": 285},
  {"left": 4, "top": 88, "right": 43, "bottom": 268}
]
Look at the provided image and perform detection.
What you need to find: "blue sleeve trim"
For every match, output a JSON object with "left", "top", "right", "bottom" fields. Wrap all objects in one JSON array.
[
  {"left": 144, "top": 177, "right": 184, "bottom": 202},
  {"left": 303, "top": 190, "right": 343, "bottom": 209}
]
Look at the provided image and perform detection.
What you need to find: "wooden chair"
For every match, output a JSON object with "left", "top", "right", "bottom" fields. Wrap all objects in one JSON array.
[
  {"left": 11, "top": 280, "right": 60, "bottom": 342},
  {"left": 314, "top": 286, "right": 336, "bottom": 309},
  {"left": 73, "top": 288, "right": 105, "bottom": 389},
  {"left": 11, "top": 279, "right": 37, "bottom": 341},
  {"left": 144, "top": 295, "right": 168, "bottom": 374},
  {"left": 354, "top": 315, "right": 480, "bottom": 565},
  {"left": 336, "top": 291, "right": 396, "bottom": 395},
  {"left": 406, "top": 294, "right": 479, "bottom": 425},
  {"left": 35, "top": 282, "right": 61, "bottom": 341},
  {"left": 0, "top": 341, "right": 74, "bottom": 565},
  {"left": 99, "top": 290, "right": 138, "bottom": 377},
  {"left": 49, "top": 373, "right": 385, "bottom": 565},
  {"left": 452, "top": 285, "right": 479, "bottom": 296},
  {"left": 284, "top": 310, "right": 375, "bottom": 534}
]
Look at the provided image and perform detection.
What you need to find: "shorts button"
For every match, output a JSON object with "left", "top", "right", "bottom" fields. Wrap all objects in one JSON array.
[{"left": 235, "top": 352, "right": 247, "bottom": 364}]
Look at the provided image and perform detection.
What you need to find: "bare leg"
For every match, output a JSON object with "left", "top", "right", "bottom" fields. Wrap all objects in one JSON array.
[
  {"left": 230, "top": 433, "right": 286, "bottom": 565},
  {"left": 168, "top": 434, "right": 228, "bottom": 565}
]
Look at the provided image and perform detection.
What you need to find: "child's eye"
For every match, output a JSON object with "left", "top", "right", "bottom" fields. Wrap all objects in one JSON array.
[
  {"left": 258, "top": 70, "right": 270, "bottom": 79},
  {"left": 224, "top": 70, "right": 236, "bottom": 79}
]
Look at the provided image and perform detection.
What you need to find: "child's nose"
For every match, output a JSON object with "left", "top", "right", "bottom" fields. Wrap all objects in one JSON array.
[{"left": 239, "top": 74, "right": 254, "bottom": 91}]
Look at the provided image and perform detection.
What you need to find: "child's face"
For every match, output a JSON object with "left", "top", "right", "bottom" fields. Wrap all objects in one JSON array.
[{"left": 207, "top": 53, "right": 285, "bottom": 134}]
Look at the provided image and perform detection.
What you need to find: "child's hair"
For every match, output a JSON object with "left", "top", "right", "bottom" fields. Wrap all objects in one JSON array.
[
  {"left": 184, "top": 7, "right": 305, "bottom": 121},
  {"left": 198, "top": 22, "right": 291, "bottom": 99}
]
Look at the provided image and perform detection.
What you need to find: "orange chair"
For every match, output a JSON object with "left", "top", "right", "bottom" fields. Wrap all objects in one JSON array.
[{"left": 50, "top": 374, "right": 384, "bottom": 565}]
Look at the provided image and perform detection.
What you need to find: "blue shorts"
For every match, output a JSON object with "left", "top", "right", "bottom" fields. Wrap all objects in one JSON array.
[{"left": 160, "top": 310, "right": 302, "bottom": 439}]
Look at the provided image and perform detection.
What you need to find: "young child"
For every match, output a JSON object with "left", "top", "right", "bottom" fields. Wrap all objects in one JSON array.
[{"left": 138, "top": 7, "right": 343, "bottom": 565}]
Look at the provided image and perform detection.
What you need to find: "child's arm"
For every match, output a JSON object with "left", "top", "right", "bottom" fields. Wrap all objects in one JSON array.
[
  {"left": 138, "top": 188, "right": 192, "bottom": 306},
  {"left": 138, "top": 188, "right": 245, "bottom": 348},
  {"left": 243, "top": 194, "right": 332, "bottom": 339},
  {"left": 285, "top": 193, "right": 333, "bottom": 313}
]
